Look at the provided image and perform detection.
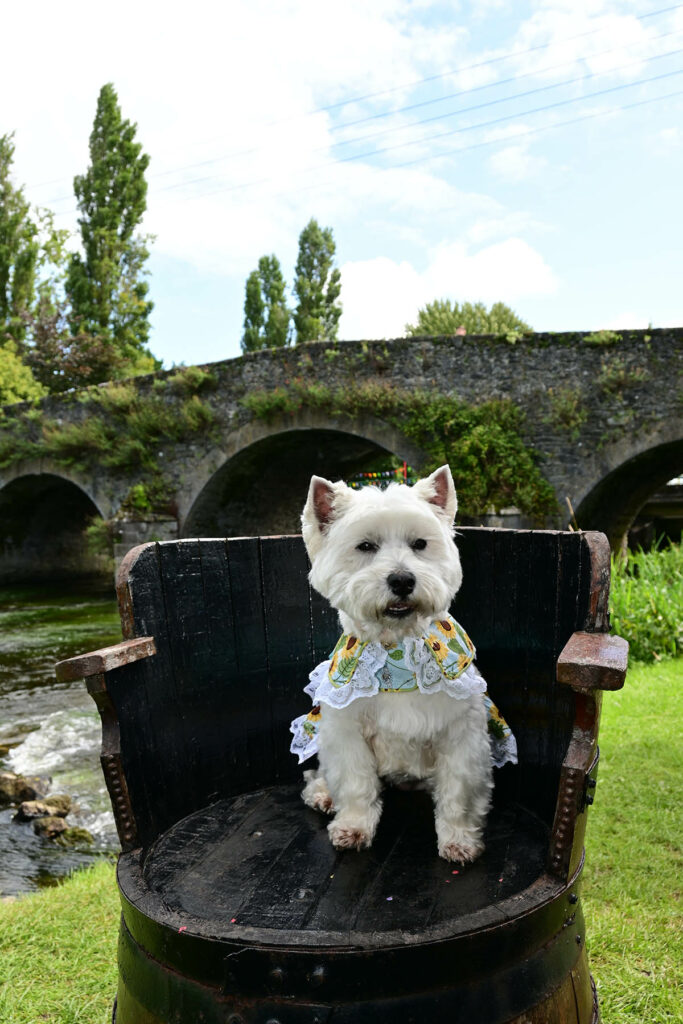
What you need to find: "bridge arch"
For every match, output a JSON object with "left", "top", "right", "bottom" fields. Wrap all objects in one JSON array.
[
  {"left": 0, "top": 470, "right": 110, "bottom": 582},
  {"left": 181, "top": 411, "right": 426, "bottom": 538},
  {"left": 574, "top": 431, "right": 683, "bottom": 549}
]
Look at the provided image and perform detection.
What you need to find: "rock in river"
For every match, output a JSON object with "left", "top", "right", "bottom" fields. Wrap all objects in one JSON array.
[
  {"left": 0, "top": 771, "right": 52, "bottom": 806},
  {"left": 32, "top": 815, "right": 68, "bottom": 839},
  {"left": 14, "top": 794, "right": 73, "bottom": 821}
]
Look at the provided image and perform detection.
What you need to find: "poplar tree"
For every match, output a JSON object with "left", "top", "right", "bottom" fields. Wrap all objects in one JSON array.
[
  {"left": 241, "top": 255, "right": 291, "bottom": 351},
  {"left": 0, "top": 134, "right": 39, "bottom": 346},
  {"left": 66, "top": 83, "right": 158, "bottom": 377},
  {"left": 293, "top": 219, "right": 342, "bottom": 344}
]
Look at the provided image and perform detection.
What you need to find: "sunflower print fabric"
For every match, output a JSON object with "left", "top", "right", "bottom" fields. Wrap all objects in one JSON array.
[{"left": 289, "top": 615, "right": 517, "bottom": 768}]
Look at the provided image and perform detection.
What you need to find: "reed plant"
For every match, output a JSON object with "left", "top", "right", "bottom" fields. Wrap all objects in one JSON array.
[{"left": 610, "top": 541, "right": 683, "bottom": 662}]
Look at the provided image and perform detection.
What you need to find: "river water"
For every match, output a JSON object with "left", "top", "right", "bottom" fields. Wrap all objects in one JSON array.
[{"left": 0, "top": 582, "right": 121, "bottom": 896}]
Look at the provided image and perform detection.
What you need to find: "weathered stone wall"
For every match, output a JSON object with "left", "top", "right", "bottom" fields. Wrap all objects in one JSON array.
[{"left": 0, "top": 328, "right": 680, "bottom": 579}]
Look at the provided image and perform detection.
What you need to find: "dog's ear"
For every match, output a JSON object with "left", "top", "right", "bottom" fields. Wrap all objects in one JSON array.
[
  {"left": 308, "top": 476, "right": 337, "bottom": 529},
  {"left": 413, "top": 465, "right": 457, "bottom": 527},
  {"left": 302, "top": 475, "right": 352, "bottom": 558}
]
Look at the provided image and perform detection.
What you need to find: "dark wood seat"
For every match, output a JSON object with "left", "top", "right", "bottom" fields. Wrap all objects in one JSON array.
[
  {"left": 140, "top": 786, "right": 548, "bottom": 939},
  {"left": 56, "top": 529, "right": 627, "bottom": 1024}
]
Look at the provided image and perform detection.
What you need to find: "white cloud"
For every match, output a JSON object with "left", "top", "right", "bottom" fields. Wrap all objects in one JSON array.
[
  {"left": 339, "top": 238, "right": 558, "bottom": 338},
  {"left": 488, "top": 143, "right": 548, "bottom": 181}
]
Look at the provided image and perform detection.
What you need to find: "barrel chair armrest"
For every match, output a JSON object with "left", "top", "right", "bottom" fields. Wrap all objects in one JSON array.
[
  {"left": 548, "top": 632, "right": 628, "bottom": 881},
  {"left": 557, "top": 631, "right": 628, "bottom": 693},
  {"left": 55, "top": 636, "right": 156, "bottom": 852},
  {"left": 55, "top": 637, "right": 156, "bottom": 682}
]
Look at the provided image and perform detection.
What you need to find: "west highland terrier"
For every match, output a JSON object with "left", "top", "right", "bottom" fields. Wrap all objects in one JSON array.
[{"left": 290, "top": 465, "right": 517, "bottom": 864}]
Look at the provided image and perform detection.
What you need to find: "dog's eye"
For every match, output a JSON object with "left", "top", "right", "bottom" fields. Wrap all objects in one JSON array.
[
  {"left": 411, "top": 538, "right": 428, "bottom": 552},
  {"left": 356, "top": 541, "right": 378, "bottom": 554}
]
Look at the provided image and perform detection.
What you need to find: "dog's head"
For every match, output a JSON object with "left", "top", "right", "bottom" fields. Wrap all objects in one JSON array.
[{"left": 301, "top": 466, "right": 462, "bottom": 641}]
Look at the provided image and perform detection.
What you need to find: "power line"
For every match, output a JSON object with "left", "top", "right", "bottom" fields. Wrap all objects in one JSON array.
[
  {"left": 144, "top": 28, "right": 683, "bottom": 190},
  {"left": 149, "top": 66, "right": 683, "bottom": 204},
  {"left": 315, "top": 2, "right": 683, "bottom": 113},
  {"left": 328, "top": 46, "right": 683, "bottom": 151},
  {"left": 31, "top": 3, "right": 682, "bottom": 202},
  {"left": 329, "top": 28, "right": 680, "bottom": 135},
  {"left": 137, "top": 42, "right": 683, "bottom": 199},
  {"left": 205, "top": 86, "right": 683, "bottom": 209}
]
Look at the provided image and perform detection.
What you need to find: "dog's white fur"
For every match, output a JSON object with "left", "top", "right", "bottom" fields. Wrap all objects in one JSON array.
[{"left": 300, "top": 465, "right": 493, "bottom": 863}]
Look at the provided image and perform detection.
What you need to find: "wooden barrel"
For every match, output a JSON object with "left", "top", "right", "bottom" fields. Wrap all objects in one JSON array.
[
  {"left": 111, "top": 784, "right": 598, "bottom": 1023},
  {"left": 53, "top": 531, "right": 623, "bottom": 1024}
]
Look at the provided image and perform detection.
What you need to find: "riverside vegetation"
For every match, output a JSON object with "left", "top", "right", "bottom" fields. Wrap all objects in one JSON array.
[{"left": 0, "top": 544, "right": 680, "bottom": 1023}]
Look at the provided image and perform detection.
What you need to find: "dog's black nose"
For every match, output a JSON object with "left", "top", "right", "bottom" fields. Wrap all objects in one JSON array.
[{"left": 387, "top": 571, "right": 416, "bottom": 598}]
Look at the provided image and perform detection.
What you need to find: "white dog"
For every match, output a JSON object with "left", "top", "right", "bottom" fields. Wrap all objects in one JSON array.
[{"left": 290, "top": 465, "right": 516, "bottom": 864}]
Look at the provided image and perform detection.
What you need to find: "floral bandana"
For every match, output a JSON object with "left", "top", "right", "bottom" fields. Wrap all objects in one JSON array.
[{"left": 290, "top": 615, "right": 517, "bottom": 769}]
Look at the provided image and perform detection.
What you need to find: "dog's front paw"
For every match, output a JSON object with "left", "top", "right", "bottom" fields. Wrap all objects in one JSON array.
[
  {"left": 328, "top": 820, "right": 373, "bottom": 850},
  {"left": 301, "top": 769, "right": 335, "bottom": 814},
  {"left": 436, "top": 823, "right": 484, "bottom": 864},
  {"left": 438, "top": 838, "right": 484, "bottom": 864}
]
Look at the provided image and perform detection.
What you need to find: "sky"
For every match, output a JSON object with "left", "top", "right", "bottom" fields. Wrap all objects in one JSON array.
[{"left": 3, "top": 0, "right": 683, "bottom": 368}]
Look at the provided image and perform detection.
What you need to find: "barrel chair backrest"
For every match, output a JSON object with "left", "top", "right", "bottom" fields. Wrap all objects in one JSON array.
[{"left": 105, "top": 529, "right": 609, "bottom": 851}]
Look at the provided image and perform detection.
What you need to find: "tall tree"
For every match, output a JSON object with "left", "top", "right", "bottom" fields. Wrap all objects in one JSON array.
[
  {"left": 405, "top": 299, "right": 531, "bottom": 337},
  {"left": 66, "top": 83, "right": 158, "bottom": 378},
  {"left": 0, "top": 134, "right": 39, "bottom": 346},
  {"left": 241, "top": 255, "right": 291, "bottom": 352},
  {"left": 293, "top": 219, "right": 342, "bottom": 344}
]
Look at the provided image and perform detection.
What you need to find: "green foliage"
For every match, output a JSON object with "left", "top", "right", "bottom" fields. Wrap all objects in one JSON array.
[
  {"left": 598, "top": 355, "right": 649, "bottom": 396},
  {"left": 84, "top": 515, "right": 114, "bottom": 556},
  {"left": 545, "top": 385, "right": 588, "bottom": 440},
  {"left": 242, "top": 381, "right": 557, "bottom": 519},
  {"left": 242, "top": 268, "right": 266, "bottom": 351},
  {"left": 0, "top": 340, "right": 46, "bottom": 405},
  {"left": 124, "top": 482, "right": 153, "bottom": 512},
  {"left": 166, "top": 365, "right": 218, "bottom": 395},
  {"left": 610, "top": 542, "right": 683, "bottom": 662},
  {"left": 18, "top": 293, "right": 126, "bottom": 392},
  {"left": 0, "top": 134, "right": 40, "bottom": 346},
  {"left": 583, "top": 329, "right": 622, "bottom": 346},
  {"left": 293, "top": 218, "right": 342, "bottom": 344},
  {"left": 405, "top": 299, "right": 531, "bottom": 338},
  {"left": 242, "top": 255, "right": 291, "bottom": 351},
  {"left": 0, "top": 376, "right": 217, "bottom": 510},
  {"left": 65, "top": 83, "right": 158, "bottom": 380}
]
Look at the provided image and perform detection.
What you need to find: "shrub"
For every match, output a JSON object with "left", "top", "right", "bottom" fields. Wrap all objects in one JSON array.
[{"left": 610, "top": 542, "right": 683, "bottom": 662}]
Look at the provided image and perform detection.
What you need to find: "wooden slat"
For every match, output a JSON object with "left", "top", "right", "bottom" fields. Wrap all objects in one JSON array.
[
  {"left": 225, "top": 536, "right": 275, "bottom": 787},
  {"left": 260, "top": 536, "right": 315, "bottom": 783}
]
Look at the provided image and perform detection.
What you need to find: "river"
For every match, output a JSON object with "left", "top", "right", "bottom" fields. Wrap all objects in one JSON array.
[{"left": 0, "top": 581, "right": 121, "bottom": 896}]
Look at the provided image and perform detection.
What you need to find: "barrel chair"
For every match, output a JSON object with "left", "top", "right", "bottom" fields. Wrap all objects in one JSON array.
[{"left": 56, "top": 528, "right": 628, "bottom": 1023}]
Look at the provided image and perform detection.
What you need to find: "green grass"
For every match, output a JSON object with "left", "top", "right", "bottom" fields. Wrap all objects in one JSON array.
[
  {"left": 0, "top": 859, "right": 119, "bottom": 1023},
  {"left": 583, "top": 657, "right": 682, "bottom": 1022},
  {"left": 0, "top": 661, "right": 680, "bottom": 1023}
]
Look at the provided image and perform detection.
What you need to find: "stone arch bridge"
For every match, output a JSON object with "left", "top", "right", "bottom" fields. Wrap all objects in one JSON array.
[{"left": 0, "top": 328, "right": 680, "bottom": 581}]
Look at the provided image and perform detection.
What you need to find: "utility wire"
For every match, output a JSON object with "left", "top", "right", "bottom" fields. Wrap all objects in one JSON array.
[
  {"left": 315, "top": 2, "right": 683, "bottom": 112},
  {"left": 143, "top": 27, "right": 683, "bottom": 188},
  {"left": 187, "top": 86, "right": 683, "bottom": 209},
  {"left": 32, "top": 3, "right": 682, "bottom": 199},
  {"left": 148, "top": 47, "right": 682, "bottom": 197},
  {"left": 148, "top": 66, "right": 683, "bottom": 204}
]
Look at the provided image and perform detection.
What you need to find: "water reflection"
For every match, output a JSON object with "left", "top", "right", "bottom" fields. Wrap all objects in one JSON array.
[{"left": 0, "top": 582, "right": 121, "bottom": 896}]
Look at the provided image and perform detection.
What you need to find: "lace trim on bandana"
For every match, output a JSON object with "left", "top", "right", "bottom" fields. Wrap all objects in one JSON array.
[{"left": 290, "top": 616, "right": 518, "bottom": 768}]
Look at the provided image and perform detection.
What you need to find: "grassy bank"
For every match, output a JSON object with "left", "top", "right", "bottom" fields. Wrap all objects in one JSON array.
[{"left": 0, "top": 659, "right": 680, "bottom": 1023}]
